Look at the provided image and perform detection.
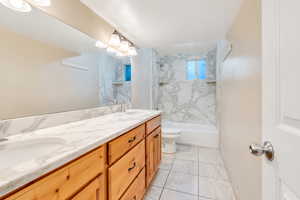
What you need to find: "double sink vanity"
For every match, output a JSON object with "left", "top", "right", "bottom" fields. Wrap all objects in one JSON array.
[{"left": 0, "top": 110, "right": 161, "bottom": 200}]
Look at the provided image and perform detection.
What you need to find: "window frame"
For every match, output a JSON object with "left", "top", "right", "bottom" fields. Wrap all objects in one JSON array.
[{"left": 185, "top": 58, "right": 207, "bottom": 81}]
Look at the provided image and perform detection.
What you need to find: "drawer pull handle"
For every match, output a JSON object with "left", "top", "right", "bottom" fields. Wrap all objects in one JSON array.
[
  {"left": 154, "top": 134, "right": 159, "bottom": 138},
  {"left": 128, "top": 162, "right": 136, "bottom": 172},
  {"left": 128, "top": 136, "right": 136, "bottom": 143}
]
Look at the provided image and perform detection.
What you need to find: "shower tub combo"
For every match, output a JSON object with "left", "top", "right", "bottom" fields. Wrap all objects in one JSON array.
[{"left": 162, "top": 121, "right": 219, "bottom": 150}]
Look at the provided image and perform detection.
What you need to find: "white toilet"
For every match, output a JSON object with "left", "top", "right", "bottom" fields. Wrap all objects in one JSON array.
[{"left": 162, "top": 128, "right": 181, "bottom": 154}]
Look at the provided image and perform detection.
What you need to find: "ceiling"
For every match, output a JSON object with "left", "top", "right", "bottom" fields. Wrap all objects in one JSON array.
[{"left": 81, "top": 0, "right": 244, "bottom": 54}]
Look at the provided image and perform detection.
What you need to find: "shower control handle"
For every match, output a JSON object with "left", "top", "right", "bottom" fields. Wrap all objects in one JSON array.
[{"left": 249, "top": 141, "right": 274, "bottom": 161}]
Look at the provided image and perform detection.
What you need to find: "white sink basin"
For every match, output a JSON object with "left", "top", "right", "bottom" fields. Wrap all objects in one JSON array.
[{"left": 0, "top": 138, "right": 66, "bottom": 171}]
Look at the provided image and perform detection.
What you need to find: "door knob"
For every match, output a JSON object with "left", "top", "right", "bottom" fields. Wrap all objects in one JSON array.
[{"left": 249, "top": 141, "right": 275, "bottom": 161}]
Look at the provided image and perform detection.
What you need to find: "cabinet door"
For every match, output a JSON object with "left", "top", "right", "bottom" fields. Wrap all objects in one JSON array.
[
  {"left": 109, "top": 141, "right": 145, "bottom": 200},
  {"left": 71, "top": 175, "right": 104, "bottom": 200},
  {"left": 146, "top": 127, "right": 161, "bottom": 186}
]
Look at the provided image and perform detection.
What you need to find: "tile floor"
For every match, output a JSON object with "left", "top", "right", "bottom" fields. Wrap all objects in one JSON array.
[{"left": 144, "top": 144, "right": 236, "bottom": 200}]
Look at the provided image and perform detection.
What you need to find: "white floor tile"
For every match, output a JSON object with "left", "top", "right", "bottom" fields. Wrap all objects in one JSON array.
[
  {"left": 198, "top": 177, "right": 216, "bottom": 199},
  {"left": 165, "top": 172, "right": 198, "bottom": 195},
  {"left": 198, "top": 162, "right": 217, "bottom": 178},
  {"left": 214, "top": 165, "right": 229, "bottom": 181},
  {"left": 198, "top": 147, "right": 221, "bottom": 164},
  {"left": 159, "top": 157, "right": 174, "bottom": 171},
  {"left": 148, "top": 144, "right": 235, "bottom": 200},
  {"left": 144, "top": 186, "right": 163, "bottom": 200},
  {"left": 214, "top": 180, "right": 236, "bottom": 200},
  {"left": 152, "top": 169, "right": 169, "bottom": 187},
  {"left": 160, "top": 189, "right": 198, "bottom": 200},
  {"left": 172, "top": 159, "right": 198, "bottom": 175},
  {"left": 163, "top": 153, "right": 176, "bottom": 160},
  {"left": 175, "top": 145, "right": 198, "bottom": 161}
]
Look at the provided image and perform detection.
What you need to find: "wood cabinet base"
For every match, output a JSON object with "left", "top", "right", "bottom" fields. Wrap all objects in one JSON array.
[{"left": 3, "top": 115, "right": 161, "bottom": 200}]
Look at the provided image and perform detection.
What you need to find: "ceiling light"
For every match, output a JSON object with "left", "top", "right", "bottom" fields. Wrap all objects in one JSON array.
[
  {"left": 95, "top": 40, "right": 107, "bottom": 48},
  {"left": 107, "top": 47, "right": 117, "bottom": 54},
  {"left": 109, "top": 31, "right": 121, "bottom": 47},
  {"left": 0, "top": 0, "right": 32, "bottom": 12},
  {"left": 32, "top": 0, "right": 51, "bottom": 7},
  {"left": 128, "top": 46, "right": 137, "bottom": 56},
  {"left": 119, "top": 40, "right": 129, "bottom": 52}
]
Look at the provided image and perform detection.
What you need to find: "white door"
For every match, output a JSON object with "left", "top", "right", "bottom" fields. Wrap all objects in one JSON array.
[{"left": 261, "top": 0, "right": 300, "bottom": 199}]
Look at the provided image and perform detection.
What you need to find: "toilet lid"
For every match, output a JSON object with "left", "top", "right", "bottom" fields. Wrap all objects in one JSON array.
[{"left": 162, "top": 128, "right": 181, "bottom": 135}]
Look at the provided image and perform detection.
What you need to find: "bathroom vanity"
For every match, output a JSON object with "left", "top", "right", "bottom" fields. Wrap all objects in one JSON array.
[{"left": 0, "top": 110, "right": 161, "bottom": 200}]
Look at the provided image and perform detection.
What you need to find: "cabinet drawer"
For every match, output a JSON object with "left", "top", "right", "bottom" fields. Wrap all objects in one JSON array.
[
  {"left": 108, "top": 124, "right": 145, "bottom": 164},
  {"left": 71, "top": 175, "right": 104, "bottom": 200},
  {"left": 64, "top": 146, "right": 105, "bottom": 197},
  {"left": 6, "top": 146, "right": 105, "bottom": 200},
  {"left": 120, "top": 168, "right": 146, "bottom": 200},
  {"left": 146, "top": 116, "right": 161, "bottom": 135},
  {"left": 9, "top": 190, "right": 35, "bottom": 200},
  {"left": 109, "top": 140, "right": 145, "bottom": 200}
]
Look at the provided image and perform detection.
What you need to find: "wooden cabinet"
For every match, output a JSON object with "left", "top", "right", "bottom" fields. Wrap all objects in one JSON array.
[
  {"left": 108, "top": 141, "right": 145, "bottom": 200},
  {"left": 11, "top": 191, "right": 35, "bottom": 200},
  {"left": 3, "top": 115, "right": 161, "bottom": 200},
  {"left": 108, "top": 124, "right": 145, "bottom": 164},
  {"left": 146, "top": 127, "right": 162, "bottom": 186},
  {"left": 119, "top": 168, "right": 146, "bottom": 200},
  {"left": 146, "top": 116, "right": 161, "bottom": 135},
  {"left": 71, "top": 175, "right": 105, "bottom": 200},
  {"left": 5, "top": 146, "right": 105, "bottom": 200}
]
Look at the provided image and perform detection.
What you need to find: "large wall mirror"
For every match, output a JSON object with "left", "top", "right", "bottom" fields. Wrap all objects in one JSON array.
[{"left": 0, "top": 5, "right": 131, "bottom": 120}]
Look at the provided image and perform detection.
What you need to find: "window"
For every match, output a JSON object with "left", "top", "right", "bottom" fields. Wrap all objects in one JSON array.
[
  {"left": 124, "top": 64, "right": 131, "bottom": 81},
  {"left": 186, "top": 59, "right": 207, "bottom": 80}
]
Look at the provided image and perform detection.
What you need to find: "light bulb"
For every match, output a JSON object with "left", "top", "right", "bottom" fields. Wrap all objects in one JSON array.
[
  {"left": 128, "top": 46, "right": 137, "bottom": 56},
  {"left": 119, "top": 40, "right": 129, "bottom": 52},
  {"left": 95, "top": 40, "right": 107, "bottom": 48},
  {"left": 32, "top": 0, "right": 51, "bottom": 7},
  {"left": 0, "top": 0, "right": 32, "bottom": 12},
  {"left": 109, "top": 32, "right": 121, "bottom": 47},
  {"left": 107, "top": 47, "right": 117, "bottom": 54},
  {"left": 116, "top": 51, "right": 126, "bottom": 57}
]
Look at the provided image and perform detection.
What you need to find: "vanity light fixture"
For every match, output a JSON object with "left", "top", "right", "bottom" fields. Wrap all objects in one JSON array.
[
  {"left": 95, "top": 40, "right": 107, "bottom": 48},
  {"left": 108, "top": 31, "right": 121, "bottom": 47},
  {"left": 0, "top": 0, "right": 32, "bottom": 12},
  {"left": 128, "top": 46, "right": 137, "bottom": 56},
  {"left": 119, "top": 40, "right": 130, "bottom": 52},
  {"left": 107, "top": 47, "right": 117, "bottom": 54},
  {"left": 116, "top": 51, "right": 126, "bottom": 57},
  {"left": 32, "top": 0, "right": 51, "bottom": 7}
]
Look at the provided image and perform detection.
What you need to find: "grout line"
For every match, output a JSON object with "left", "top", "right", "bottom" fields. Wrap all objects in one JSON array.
[
  {"left": 162, "top": 187, "right": 199, "bottom": 197},
  {"left": 158, "top": 155, "right": 174, "bottom": 200}
]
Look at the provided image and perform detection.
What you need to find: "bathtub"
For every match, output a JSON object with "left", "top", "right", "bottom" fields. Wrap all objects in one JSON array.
[{"left": 162, "top": 121, "right": 219, "bottom": 148}]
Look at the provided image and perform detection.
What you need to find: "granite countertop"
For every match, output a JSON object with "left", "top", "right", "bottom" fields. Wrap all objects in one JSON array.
[{"left": 0, "top": 109, "right": 161, "bottom": 197}]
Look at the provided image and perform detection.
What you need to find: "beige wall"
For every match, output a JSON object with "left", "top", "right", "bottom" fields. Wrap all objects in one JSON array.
[
  {"left": 218, "top": 0, "right": 262, "bottom": 199},
  {"left": 0, "top": 26, "right": 100, "bottom": 120}
]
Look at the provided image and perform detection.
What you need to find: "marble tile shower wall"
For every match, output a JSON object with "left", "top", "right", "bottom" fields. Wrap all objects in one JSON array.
[
  {"left": 158, "top": 49, "right": 217, "bottom": 125},
  {"left": 0, "top": 104, "right": 123, "bottom": 138},
  {"left": 152, "top": 49, "right": 161, "bottom": 110},
  {"left": 98, "top": 54, "right": 131, "bottom": 105},
  {"left": 114, "top": 58, "right": 132, "bottom": 105}
]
